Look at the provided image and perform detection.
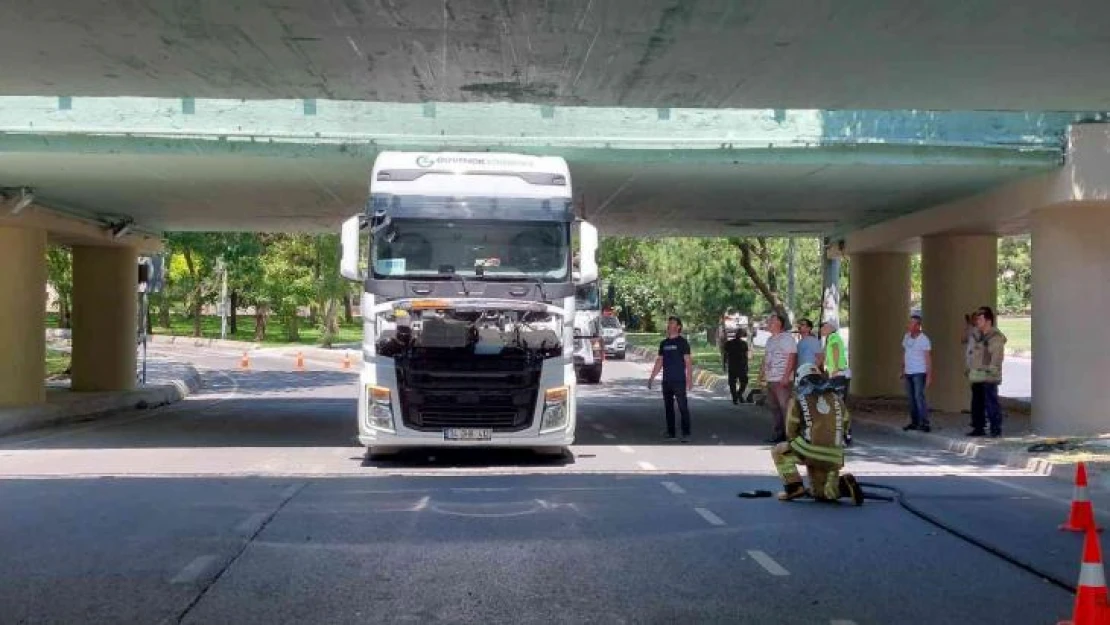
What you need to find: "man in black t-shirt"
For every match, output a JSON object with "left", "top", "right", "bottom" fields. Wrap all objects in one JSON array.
[
  {"left": 648, "top": 316, "right": 694, "bottom": 442},
  {"left": 724, "top": 329, "right": 749, "bottom": 404}
]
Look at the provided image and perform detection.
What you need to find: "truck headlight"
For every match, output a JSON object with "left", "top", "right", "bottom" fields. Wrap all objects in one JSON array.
[
  {"left": 366, "top": 385, "right": 395, "bottom": 432},
  {"left": 540, "top": 386, "right": 570, "bottom": 433}
]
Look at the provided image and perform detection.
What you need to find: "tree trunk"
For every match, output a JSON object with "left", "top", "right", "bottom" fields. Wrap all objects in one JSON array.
[
  {"left": 343, "top": 292, "right": 354, "bottom": 324},
  {"left": 229, "top": 290, "right": 239, "bottom": 335},
  {"left": 734, "top": 238, "right": 790, "bottom": 322},
  {"left": 254, "top": 306, "right": 267, "bottom": 342},
  {"left": 320, "top": 298, "right": 340, "bottom": 347},
  {"left": 58, "top": 297, "right": 71, "bottom": 329},
  {"left": 158, "top": 294, "right": 171, "bottom": 329},
  {"left": 183, "top": 249, "right": 203, "bottom": 337},
  {"left": 286, "top": 312, "right": 301, "bottom": 342}
]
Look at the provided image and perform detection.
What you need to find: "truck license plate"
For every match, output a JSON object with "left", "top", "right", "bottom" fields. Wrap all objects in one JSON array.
[{"left": 444, "top": 428, "right": 492, "bottom": 441}]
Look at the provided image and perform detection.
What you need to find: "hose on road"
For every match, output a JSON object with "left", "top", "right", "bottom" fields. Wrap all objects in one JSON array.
[{"left": 858, "top": 481, "right": 1076, "bottom": 595}]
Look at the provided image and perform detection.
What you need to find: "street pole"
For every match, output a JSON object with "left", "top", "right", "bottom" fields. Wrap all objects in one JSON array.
[{"left": 219, "top": 259, "right": 228, "bottom": 340}]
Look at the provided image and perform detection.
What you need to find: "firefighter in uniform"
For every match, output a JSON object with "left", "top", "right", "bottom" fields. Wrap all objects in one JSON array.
[{"left": 771, "top": 363, "right": 863, "bottom": 505}]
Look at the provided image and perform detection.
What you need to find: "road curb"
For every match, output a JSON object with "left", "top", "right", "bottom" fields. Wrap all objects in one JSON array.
[
  {"left": 148, "top": 334, "right": 262, "bottom": 351},
  {"left": 0, "top": 363, "right": 202, "bottom": 438},
  {"left": 852, "top": 415, "right": 1081, "bottom": 485}
]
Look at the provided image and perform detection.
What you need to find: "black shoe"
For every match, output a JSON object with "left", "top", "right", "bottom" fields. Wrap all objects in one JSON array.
[
  {"left": 680, "top": 436, "right": 690, "bottom": 444},
  {"left": 967, "top": 430, "right": 986, "bottom": 437},
  {"left": 920, "top": 425, "right": 932, "bottom": 433},
  {"left": 732, "top": 397, "right": 738, "bottom": 405},
  {"left": 903, "top": 423, "right": 919, "bottom": 431},
  {"left": 839, "top": 474, "right": 864, "bottom": 506}
]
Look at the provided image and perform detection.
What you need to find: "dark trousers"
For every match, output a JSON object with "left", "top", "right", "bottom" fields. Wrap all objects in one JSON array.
[
  {"left": 662, "top": 381, "right": 692, "bottom": 437},
  {"left": 904, "top": 373, "right": 929, "bottom": 427},
  {"left": 728, "top": 367, "right": 748, "bottom": 401},
  {"left": 971, "top": 382, "right": 1002, "bottom": 435}
]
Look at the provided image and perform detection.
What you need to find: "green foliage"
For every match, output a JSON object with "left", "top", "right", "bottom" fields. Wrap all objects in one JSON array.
[
  {"left": 997, "top": 235, "right": 1031, "bottom": 314},
  {"left": 45, "top": 246, "right": 73, "bottom": 328}
]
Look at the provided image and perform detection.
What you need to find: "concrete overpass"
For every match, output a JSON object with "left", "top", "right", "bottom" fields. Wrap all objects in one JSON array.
[{"left": 1, "top": 0, "right": 1110, "bottom": 437}]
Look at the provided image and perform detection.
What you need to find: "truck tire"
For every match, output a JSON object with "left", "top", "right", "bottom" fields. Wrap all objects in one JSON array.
[
  {"left": 584, "top": 364, "right": 603, "bottom": 384},
  {"left": 366, "top": 446, "right": 400, "bottom": 461},
  {"left": 534, "top": 446, "right": 567, "bottom": 459}
]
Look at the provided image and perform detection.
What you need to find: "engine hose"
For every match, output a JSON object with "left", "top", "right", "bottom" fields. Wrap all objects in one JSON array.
[{"left": 857, "top": 481, "right": 1076, "bottom": 595}]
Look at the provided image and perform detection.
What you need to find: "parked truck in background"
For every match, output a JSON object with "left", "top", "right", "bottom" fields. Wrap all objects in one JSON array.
[
  {"left": 572, "top": 280, "right": 604, "bottom": 384},
  {"left": 339, "top": 151, "right": 598, "bottom": 458}
]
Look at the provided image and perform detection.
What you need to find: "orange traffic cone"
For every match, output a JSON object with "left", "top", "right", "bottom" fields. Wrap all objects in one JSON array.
[
  {"left": 239, "top": 351, "right": 250, "bottom": 370},
  {"left": 295, "top": 352, "right": 305, "bottom": 372},
  {"left": 1062, "top": 463, "right": 1102, "bottom": 533},
  {"left": 342, "top": 351, "right": 351, "bottom": 370},
  {"left": 1058, "top": 525, "right": 1110, "bottom": 625}
]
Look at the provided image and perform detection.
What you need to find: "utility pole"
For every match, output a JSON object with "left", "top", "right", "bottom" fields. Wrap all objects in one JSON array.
[{"left": 787, "top": 237, "right": 796, "bottom": 319}]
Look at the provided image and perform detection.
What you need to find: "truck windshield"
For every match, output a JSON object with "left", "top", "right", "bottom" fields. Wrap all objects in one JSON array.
[
  {"left": 373, "top": 218, "right": 570, "bottom": 281},
  {"left": 575, "top": 283, "right": 600, "bottom": 310}
]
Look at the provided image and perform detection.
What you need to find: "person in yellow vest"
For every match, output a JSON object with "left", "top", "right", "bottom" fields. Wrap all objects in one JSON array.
[
  {"left": 819, "top": 319, "right": 852, "bottom": 444},
  {"left": 771, "top": 363, "right": 863, "bottom": 505}
]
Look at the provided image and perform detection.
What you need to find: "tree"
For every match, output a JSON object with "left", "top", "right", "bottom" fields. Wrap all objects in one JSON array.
[
  {"left": 997, "top": 235, "right": 1031, "bottom": 314},
  {"left": 46, "top": 246, "right": 73, "bottom": 328},
  {"left": 257, "top": 234, "right": 316, "bottom": 342}
]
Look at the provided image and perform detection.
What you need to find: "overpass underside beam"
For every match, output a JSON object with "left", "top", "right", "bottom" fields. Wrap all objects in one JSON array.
[
  {"left": 0, "top": 227, "right": 47, "bottom": 407},
  {"left": 71, "top": 245, "right": 136, "bottom": 392}
]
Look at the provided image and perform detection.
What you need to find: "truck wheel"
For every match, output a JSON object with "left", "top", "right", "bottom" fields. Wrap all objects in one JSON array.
[
  {"left": 616, "top": 349, "right": 626, "bottom": 360},
  {"left": 534, "top": 446, "right": 567, "bottom": 459},
  {"left": 366, "top": 446, "right": 400, "bottom": 461}
]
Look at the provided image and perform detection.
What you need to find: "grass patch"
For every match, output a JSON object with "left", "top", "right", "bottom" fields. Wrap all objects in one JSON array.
[
  {"left": 997, "top": 316, "right": 1030, "bottom": 355},
  {"left": 46, "top": 348, "right": 69, "bottom": 377},
  {"left": 149, "top": 315, "right": 362, "bottom": 347}
]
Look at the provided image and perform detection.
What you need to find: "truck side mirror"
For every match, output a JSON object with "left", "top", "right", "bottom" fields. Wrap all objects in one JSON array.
[
  {"left": 576, "top": 220, "right": 598, "bottom": 284},
  {"left": 340, "top": 215, "right": 366, "bottom": 281}
]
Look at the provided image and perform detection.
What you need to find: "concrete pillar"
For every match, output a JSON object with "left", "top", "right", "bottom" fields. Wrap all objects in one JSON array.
[
  {"left": 921, "top": 235, "right": 998, "bottom": 412},
  {"left": 0, "top": 227, "right": 47, "bottom": 406},
  {"left": 1032, "top": 203, "right": 1110, "bottom": 435},
  {"left": 848, "top": 252, "right": 910, "bottom": 397},
  {"left": 71, "top": 245, "right": 136, "bottom": 392}
]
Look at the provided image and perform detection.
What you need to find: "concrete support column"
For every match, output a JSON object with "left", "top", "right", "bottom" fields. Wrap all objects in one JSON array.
[
  {"left": 1032, "top": 203, "right": 1110, "bottom": 435},
  {"left": 921, "top": 234, "right": 998, "bottom": 412},
  {"left": 848, "top": 252, "right": 911, "bottom": 397},
  {"left": 0, "top": 227, "right": 47, "bottom": 406},
  {"left": 71, "top": 245, "right": 136, "bottom": 392}
]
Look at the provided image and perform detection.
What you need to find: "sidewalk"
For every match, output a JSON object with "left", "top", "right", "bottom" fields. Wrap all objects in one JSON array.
[{"left": 0, "top": 358, "right": 201, "bottom": 438}]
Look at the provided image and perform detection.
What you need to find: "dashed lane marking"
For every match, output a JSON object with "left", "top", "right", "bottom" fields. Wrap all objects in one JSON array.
[
  {"left": 590, "top": 423, "right": 606, "bottom": 432},
  {"left": 637, "top": 461, "right": 657, "bottom": 471},
  {"left": 694, "top": 507, "right": 725, "bottom": 526},
  {"left": 748, "top": 550, "right": 790, "bottom": 576},
  {"left": 602, "top": 432, "right": 617, "bottom": 440},
  {"left": 171, "top": 555, "right": 219, "bottom": 585},
  {"left": 661, "top": 481, "right": 686, "bottom": 495}
]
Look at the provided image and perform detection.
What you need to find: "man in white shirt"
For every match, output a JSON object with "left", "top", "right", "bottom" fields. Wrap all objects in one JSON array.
[
  {"left": 759, "top": 312, "right": 797, "bottom": 443},
  {"left": 901, "top": 312, "right": 933, "bottom": 432}
]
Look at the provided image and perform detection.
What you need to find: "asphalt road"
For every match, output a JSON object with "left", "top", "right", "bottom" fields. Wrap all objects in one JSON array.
[{"left": 0, "top": 346, "right": 1089, "bottom": 624}]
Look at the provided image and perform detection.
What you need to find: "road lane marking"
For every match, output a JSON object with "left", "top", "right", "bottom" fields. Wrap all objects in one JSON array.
[
  {"left": 637, "top": 461, "right": 656, "bottom": 470},
  {"left": 661, "top": 481, "right": 685, "bottom": 495},
  {"left": 171, "top": 555, "right": 219, "bottom": 585},
  {"left": 748, "top": 550, "right": 790, "bottom": 576},
  {"left": 602, "top": 432, "right": 617, "bottom": 439},
  {"left": 235, "top": 513, "right": 269, "bottom": 534},
  {"left": 590, "top": 423, "right": 606, "bottom": 431},
  {"left": 410, "top": 495, "right": 430, "bottom": 511},
  {"left": 617, "top": 445, "right": 634, "bottom": 453},
  {"left": 694, "top": 507, "right": 725, "bottom": 526}
]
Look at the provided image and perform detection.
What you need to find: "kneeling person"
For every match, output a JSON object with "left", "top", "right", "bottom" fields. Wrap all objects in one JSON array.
[{"left": 771, "top": 364, "right": 863, "bottom": 505}]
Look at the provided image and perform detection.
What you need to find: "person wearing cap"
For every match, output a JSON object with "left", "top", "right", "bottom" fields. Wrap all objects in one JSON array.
[
  {"left": 820, "top": 319, "right": 852, "bottom": 444},
  {"left": 901, "top": 312, "right": 933, "bottom": 432},
  {"left": 770, "top": 363, "right": 863, "bottom": 505}
]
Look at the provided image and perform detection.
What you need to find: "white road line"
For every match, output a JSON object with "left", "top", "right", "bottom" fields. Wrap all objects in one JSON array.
[
  {"left": 410, "top": 495, "right": 430, "bottom": 511},
  {"left": 590, "top": 423, "right": 606, "bottom": 431},
  {"left": 637, "top": 461, "right": 656, "bottom": 471},
  {"left": 235, "top": 513, "right": 269, "bottom": 534},
  {"left": 694, "top": 507, "right": 725, "bottom": 526},
  {"left": 661, "top": 481, "right": 686, "bottom": 495},
  {"left": 171, "top": 555, "right": 219, "bottom": 584},
  {"left": 617, "top": 445, "right": 634, "bottom": 453},
  {"left": 748, "top": 550, "right": 790, "bottom": 576},
  {"left": 602, "top": 432, "right": 617, "bottom": 439}
]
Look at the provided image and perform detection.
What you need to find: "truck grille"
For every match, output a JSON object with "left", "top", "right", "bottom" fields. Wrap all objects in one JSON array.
[{"left": 397, "top": 350, "right": 541, "bottom": 432}]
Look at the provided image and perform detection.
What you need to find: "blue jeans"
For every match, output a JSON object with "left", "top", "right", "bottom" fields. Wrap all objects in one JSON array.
[
  {"left": 971, "top": 382, "right": 1002, "bottom": 435},
  {"left": 904, "top": 373, "right": 929, "bottom": 427}
]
